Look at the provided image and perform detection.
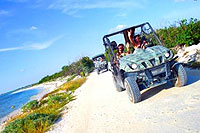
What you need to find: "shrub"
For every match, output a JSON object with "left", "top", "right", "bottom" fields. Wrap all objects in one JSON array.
[
  {"left": 22, "top": 100, "right": 39, "bottom": 112},
  {"left": 38, "top": 56, "right": 94, "bottom": 84},
  {"left": 47, "top": 94, "right": 65, "bottom": 105},
  {"left": 3, "top": 77, "right": 87, "bottom": 132},
  {"left": 156, "top": 18, "right": 200, "bottom": 48},
  {"left": 2, "top": 113, "right": 56, "bottom": 133},
  {"left": 80, "top": 71, "right": 85, "bottom": 77}
]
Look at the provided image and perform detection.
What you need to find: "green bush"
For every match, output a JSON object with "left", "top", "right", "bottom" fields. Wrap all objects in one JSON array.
[
  {"left": 2, "top": 113, "right": 56, "bottom": 133},
  {"left": 80, "top": 71, "right": 85, "bottom": 77},
  {"left": 22, "top": 100, "right": 39, "bottom": 112},
  {"left": 47, "top": 94, "right": 65, "bottom": 105},
  {"left": 38, "top": 56, "right": 94, "bottom": 84},
  {"left": 156, "top": 18, "right": 200, "bottom": 48}
]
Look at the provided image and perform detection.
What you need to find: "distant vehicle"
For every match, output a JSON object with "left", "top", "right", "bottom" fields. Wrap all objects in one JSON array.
[
  {"left": 103, "top": 22, "right": 187, "bottom": 103},
  {"left": 92, "top": 54, "right": 108, "bottom": 74}
]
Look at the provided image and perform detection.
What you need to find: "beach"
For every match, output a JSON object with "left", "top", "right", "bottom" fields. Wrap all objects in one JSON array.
[{"left": 0, "top": 77, "right": 68, "bottom": 132}]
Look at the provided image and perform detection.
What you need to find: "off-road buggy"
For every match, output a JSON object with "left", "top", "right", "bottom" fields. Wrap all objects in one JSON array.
[
  {"left": 92, "top": 54, "right": 108, "bottom": 74},
  {"left": 103, "top": 22, "right": 187, "bottom": 103}
]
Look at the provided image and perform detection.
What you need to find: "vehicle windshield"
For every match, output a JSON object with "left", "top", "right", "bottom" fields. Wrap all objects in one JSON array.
[{"left": 103, "top": 23, "right": 162, "bottom": 62}]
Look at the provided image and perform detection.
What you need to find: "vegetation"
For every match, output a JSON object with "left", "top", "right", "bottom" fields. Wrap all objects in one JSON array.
[
  {"left": 67, "top": 74, "right": 77, "bottom": 82},
  {"left": 3, "top": 78, "right": 87, "bottom": 133},
  {"left": 156, "top": 18, "right": 200, "bottom": 68},
  {"left": 156, "top": 18, "right": 200, "bottom": 48},
  {"left": 22, "top": 100, "right": 39, "bottom": 113},
  {"left": 39, "top": 56, "right": 94, "bottom": 84}
]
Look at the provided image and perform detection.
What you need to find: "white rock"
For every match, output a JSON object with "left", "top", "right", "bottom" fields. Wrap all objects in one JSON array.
[{"left": 176, "top": 44, "right": 200, "bottom": 63}]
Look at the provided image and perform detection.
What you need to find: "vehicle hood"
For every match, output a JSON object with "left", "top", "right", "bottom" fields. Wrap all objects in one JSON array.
[{"left": 119, "top": 46, "right": 173, "bottom": 72}]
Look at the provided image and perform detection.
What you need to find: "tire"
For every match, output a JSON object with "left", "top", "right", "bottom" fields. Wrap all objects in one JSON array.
[
  {"left": 124, "top": 77, "right": 141, "bottom": 103},
  {"left": 97, "top": 69, "right": 100, "bottom": 75},
  {"left": 112, "top": 75, "right": 124, "bottom": 92},
  {"left": 172, "top": 64, "right": 187, "bottom": 87}
]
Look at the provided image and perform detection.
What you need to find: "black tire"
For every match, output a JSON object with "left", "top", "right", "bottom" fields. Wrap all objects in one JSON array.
[
  {"left": 112, "top": 75, "right": 124, "bottom": 92},
  {"left": 97, "top": 69, "right": 100, "bottom": 75},
  {"left": 124, "top": 77, "right": 141, "bottom": 103},
  {"left": 172, "top": 64, "right": 187, "bottom": 87}
]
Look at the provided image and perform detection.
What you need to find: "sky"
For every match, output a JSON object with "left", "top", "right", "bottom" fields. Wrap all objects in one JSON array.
[{"left": 0, "top": 0, "right": 199, "bottom": 94}]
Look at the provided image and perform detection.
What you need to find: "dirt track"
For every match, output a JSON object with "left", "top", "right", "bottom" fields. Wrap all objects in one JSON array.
[{"left": 49, "top": 68, "right": 200, "bottom": 133}]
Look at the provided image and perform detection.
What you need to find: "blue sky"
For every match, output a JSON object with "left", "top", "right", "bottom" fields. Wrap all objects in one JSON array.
[{"left": 0, "top": 0, "right": 199, "bottom": 94}]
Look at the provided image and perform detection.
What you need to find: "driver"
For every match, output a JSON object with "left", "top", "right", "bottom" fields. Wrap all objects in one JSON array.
[{"left": 117, "top": 44, "right": 126, "bottom": 59}]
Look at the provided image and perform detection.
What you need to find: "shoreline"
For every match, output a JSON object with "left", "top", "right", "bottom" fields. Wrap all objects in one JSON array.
[{"left": 0, "top": 78, "right": 68, "bottom": 132}]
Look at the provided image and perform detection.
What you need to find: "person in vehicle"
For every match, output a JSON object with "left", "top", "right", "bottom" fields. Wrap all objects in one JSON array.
[
  {"left": 117, "top": 44, "right": 126, "bottom": 59},
  {"left": 127, "top": 29, "right": 147, "bottom": 49},
  {"left": 104, "top": 41, "right": 118, "bottom": 62},
  {"left": 124, "top": 41, "right": 134, "bottom": 54}
]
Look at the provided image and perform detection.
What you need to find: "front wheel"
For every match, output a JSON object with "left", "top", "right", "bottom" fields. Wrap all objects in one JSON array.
[
  {"left": 172, "top": 64, "right": 187, "bottom": 87},
  {"left": 124, "top": 77, "right": 141, "bottom": 103}
]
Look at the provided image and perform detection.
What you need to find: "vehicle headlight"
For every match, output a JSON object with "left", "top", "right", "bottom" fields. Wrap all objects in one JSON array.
[
  {"left": 164, "top": 51, "right": 170, "bottom": 58},
  {"left": 127, "top": 63, "right": 139, "bottom": 70},
  {"left": 131, "top": 63, "right": 138, "bottom": 69}
]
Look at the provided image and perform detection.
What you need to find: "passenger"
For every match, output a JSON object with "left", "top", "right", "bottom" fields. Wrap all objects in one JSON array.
[
  {"left": 104, "top": 41, "right": 118, "bottom": 62},
  {"left": 127, "top": 29, "right": 147, "bottom": 49},
  {"left": 117, "top": 44, "right": 126, "bottom": 59},
  {"left": 124, "top": 42, "right": 134, "bottom": 54}
]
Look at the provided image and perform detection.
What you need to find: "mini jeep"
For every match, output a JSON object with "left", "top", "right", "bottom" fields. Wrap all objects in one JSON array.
[
  {"left": 103, "top": 22, "right": 187, "bottom": 103},
  {"left": 92, "top": 54, "right": 108, "bottom": 74}
]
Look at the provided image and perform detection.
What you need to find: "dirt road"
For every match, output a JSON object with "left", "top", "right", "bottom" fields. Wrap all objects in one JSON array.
[{"left": 49, "top": 68, "right": 200, "bottom": 133}]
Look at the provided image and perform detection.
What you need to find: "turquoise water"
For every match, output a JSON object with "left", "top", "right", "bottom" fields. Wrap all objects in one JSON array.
[{"left": 0, "top": 88, "right": 42, "bottom": 119}]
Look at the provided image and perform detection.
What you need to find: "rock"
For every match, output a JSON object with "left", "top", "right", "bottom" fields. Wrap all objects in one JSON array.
[{"left": 176, "top": 43, "right": 200, "bottom": 63}]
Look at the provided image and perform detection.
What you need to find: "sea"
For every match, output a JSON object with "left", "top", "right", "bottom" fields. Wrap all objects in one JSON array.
[{"left": 0, "top": 87, "right": 42, "bottom": 120}]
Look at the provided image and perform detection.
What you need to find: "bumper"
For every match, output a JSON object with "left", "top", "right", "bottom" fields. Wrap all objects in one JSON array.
[{"left": 125, "top": 62, "right": 172, "bottom": 90}]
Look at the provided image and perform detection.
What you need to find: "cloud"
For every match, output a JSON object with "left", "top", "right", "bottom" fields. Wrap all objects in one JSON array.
[
  {"left": 0, "top": 10, "right": 9, "bottom": 16},
  {"left": 0, "top": 46, "right": 24, "bottom": 52},
  {"left": 0, "top": 35, "right": 64, "bottom": 52},
  {"left": 30, "top": 26, "right": 37, "bottom": 30},
  {"left": 48, "top": 0, "right": 142, "bottom": 15},
  {"left": 108, "top": 24, "right": 128, "bottom": 33},
  {"left": 6, "top": 27, "right": 46, "bottom": 39}
]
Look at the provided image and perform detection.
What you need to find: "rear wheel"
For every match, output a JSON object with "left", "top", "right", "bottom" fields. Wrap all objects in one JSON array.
[
  {"left": 112, "top": 75, "right": 124, "bottom": 92},
  {"left": 172, "top": 64, "right": 187, "bottom": 87},
  {"left": 124, "top": 77, "right": 141, "bottom": 103}
]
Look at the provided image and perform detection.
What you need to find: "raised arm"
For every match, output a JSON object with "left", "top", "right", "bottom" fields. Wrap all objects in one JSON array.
[{"left": 127, "top": 29, "right": 136, "bottom": 48}]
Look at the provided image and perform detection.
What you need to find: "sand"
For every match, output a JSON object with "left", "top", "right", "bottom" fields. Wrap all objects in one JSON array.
[
  {"left": 1, "top": 68, "right": 200, "bottom": 133},
  {"left": 48, "top": 68, "right": 200, "bottom": 133}
]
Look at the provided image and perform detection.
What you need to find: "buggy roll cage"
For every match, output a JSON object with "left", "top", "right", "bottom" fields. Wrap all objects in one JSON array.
[{"left": 102, "top": 22, "right": 163, "bottom": 64}]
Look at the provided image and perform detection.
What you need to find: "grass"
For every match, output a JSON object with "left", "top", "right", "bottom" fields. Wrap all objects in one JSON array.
[{"left": 2, "top": 77, "right": 87, "bottom": 133}]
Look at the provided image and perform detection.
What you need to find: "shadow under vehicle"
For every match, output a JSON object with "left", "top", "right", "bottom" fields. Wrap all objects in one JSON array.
[
  {"left": 92, "top": 54, "right": 108, "bottom": 74},
  {"left": 103, "top": 22, "right": 187, "bottom": 103}
]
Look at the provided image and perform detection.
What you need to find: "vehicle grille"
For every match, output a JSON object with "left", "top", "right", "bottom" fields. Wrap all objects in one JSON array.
[
  {"left": 141, "top": 56, "right": 163, "bottom": 69},
  {"left": 149, "top": 58, "right": 156, "bottom": 66},
  {"left": 159, "top": 56, "right": 163, "bottom": 64},
  {"left": 141, "top": 62, "right": 147, "bottom": 68}
]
